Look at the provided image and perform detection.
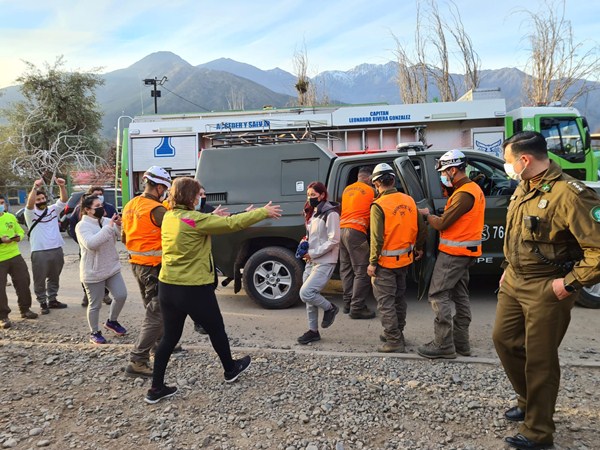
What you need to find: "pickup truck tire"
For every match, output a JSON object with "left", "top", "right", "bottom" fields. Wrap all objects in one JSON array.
[
  {"left": 243, "top": 247, "right": 303, "bottom": 309},
  {"left": 576, "top": 283, "right": 600, "bottom": 309}
]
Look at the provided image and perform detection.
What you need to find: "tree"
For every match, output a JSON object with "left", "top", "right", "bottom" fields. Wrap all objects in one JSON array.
[
  {"left": 293, "top": 45, "right": 311, "bottom": 107},
  {"left": 520, "top": 0, "right": 600, "bottom": 106},
  {"left": 1, "top": 56, "right": 106, "bottom": 186},
  {"left": 393, "top": 0, "right": 480, "bottom": 103}
]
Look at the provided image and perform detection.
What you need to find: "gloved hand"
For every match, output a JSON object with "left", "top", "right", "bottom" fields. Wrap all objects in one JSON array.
[{"left": 295, "top": 240, "right": 309, "bottom": 259}]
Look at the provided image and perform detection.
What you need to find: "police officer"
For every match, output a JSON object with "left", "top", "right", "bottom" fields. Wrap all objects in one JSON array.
[
  {"left": 493, "top": 131, "right": 600, "bottom": 450},
  {"left": 367, "top": 163, "right": 426, "bottom": 353},
  {"left": 417, "top": 150, "right": 485, "bottom": 359},
  {"left": 339, "top": 166, "right": 376, "bottom": 318}
]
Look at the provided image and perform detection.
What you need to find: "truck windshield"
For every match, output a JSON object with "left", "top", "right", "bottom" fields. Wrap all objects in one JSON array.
[{"left": 540, "top": 117, "right": 584, "bottom": 159}]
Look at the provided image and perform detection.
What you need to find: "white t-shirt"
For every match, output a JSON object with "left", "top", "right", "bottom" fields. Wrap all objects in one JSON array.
[{"left": 24, "top": 200, "right": 66, "bottom": 252}]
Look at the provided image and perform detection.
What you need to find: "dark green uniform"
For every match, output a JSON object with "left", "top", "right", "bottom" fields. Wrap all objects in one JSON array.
[{"left": 493, "top": 161, "right": 600, "bottom": 445}]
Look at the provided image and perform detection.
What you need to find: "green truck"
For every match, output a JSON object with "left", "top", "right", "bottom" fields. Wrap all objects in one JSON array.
[{"left": 197, "top": 142, "right": 600, "bottom": 310}]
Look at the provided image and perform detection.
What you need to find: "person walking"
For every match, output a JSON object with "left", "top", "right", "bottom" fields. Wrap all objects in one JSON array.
[
  {"left": 145, "top": 177, "right": 282, "bottom": 404},
  {"left": 69, "top": 185, "right": 116, "bottom": 307},
  {"left": 339, "top": 166, "right": 376, "bottom": 318},
  {"left": 493, "top": 131, "right": 600, "bottom": 450},
  {"left": 24, "top": 178, "right": 68, "bottom": 314},
  {"left": 75, "top": 195, "right": 127, "bottom": 344},
  {"left": 296, "top": 182, "right": 341, "bottom": 345},
  {"left": 367, "top": 163, "right": 425, "bottom": 353},
  {"left": 0, "top": 196, "right": 38, "bottom": 328},
  {"left": 121, "top": 166, "right": 172, "bottom": 376},
  {"left": 417, "top": 149, "right": 485, "bottom": 359}
]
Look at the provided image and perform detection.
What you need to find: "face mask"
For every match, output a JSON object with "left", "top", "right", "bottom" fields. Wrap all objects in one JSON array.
[
  {"left": 440, "top": 175, "right": 453, "bottom": 188},
  {"left": 200, "top": 197, "right": 206, "bottom": 209},
  {"left": 97, "top": 195, "right": 104, "bottom": 204},
  {"left": 309, "top": 197, "right": 320, "bottom": 208},
  {"left": 504, "top": 159, "right": 526, "bottom": 181},
  {"left": 93, "top": 206, "right": 105, "bottom": 219},
  {"left": 35, "top": 202, "right": 47, "bottom": 209},
  {"left": 0, "top": 205, "right": 5, "bottom": 213}
]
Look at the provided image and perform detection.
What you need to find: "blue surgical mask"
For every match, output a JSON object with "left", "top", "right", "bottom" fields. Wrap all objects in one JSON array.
[
  {"left": 0, "top": 204, "right": 5, "bottom": 213},
  {"left": 440, "top": 175, "right": 453, "bottom": 187},
  {"left": 97, "top": 195, "right": 104, "bottom": 204}
]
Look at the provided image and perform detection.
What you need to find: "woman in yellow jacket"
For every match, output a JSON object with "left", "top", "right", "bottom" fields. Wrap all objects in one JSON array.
[{"left": 145, "top": 177, "right": 282, "bottom": 404}]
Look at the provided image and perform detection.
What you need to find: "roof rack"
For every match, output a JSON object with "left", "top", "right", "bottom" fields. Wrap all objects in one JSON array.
[{"left": 205, "top": 129, "right": 333, "bottom": 148}]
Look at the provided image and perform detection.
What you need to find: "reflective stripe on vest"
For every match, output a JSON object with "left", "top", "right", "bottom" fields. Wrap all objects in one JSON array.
[
  {"left": 381, "top": 244, "right": 413, "bottom": 256},
  {"left": 439, "top": 238, "right": 481, "bottom": 248},
  {"left": 128, "top": 249, "right": 163, "bottom": 256}
]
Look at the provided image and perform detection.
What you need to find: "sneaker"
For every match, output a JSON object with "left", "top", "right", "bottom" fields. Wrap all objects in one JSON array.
[
  {"left": 417, "top": 341, "right": 457, "bottom": 359},
  {"left": 194, "top": 322, "right": 208, "bottom": 335},
  {"left": 224, "top": 356, "right": 252, "bottom": 383},
  {"left": 104, "top": 320, "right": 127, "bottom": 336},
  {"left": 81, "top": 296, "right": 89, "bottom": 307},
  {"left": 40, "top": 302, "right": 50, "bottom": 315},
  {"left": 349, "top": 307, "right": 376, "bottom": 320},
  {"left": 0, "top": 318, "right": 12, "bottom": 329},
  {"left": 103, "top": 295, "right": 113, "bottom": 305},
  {"left": 321, "top": 303, "right": 339, "bottom": 328},
  {"left": 48, "top": 300, "right": 68, "bottom": 309},
  {"left": 20, "top": 310, "right": 39, "bottom": 319},
  {"left": 125, "top": 361, "right": 153, "bottom": 378},
  {"left": 145, "top": 385, "right": 178, "bottom": 404},
  {"left": 297, "top": 330, "right": 321, "bottom": 345},
  {"left": 89, "top": 331, "right": 107, "bottom": 345}
]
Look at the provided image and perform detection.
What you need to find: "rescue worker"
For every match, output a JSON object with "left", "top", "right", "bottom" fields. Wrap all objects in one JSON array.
[
  {"left": 494, "top": 131, "right": 600, "bottom": 450},
  {"left": 417, "top": 149, "right": 485, "bottom": 359},
  {"left": 339, "top": 166, "right": 376, "bottom": 318},
  {"left": 367, "top": 163, "right": 425, "bottom": 353},
  {"left": 121, "top": 166, "right": 173, "bottom": 377}
]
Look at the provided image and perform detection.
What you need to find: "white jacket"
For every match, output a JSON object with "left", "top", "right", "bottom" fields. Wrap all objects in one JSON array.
[
  {"left": 306, "top": 201, "right": 341, "bottom": 264},
  {"left": 75, "top": 215, "right": 121, "bottom": 283}
]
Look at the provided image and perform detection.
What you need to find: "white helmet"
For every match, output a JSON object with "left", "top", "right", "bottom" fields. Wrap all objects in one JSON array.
[
  {"left": 371, "top": 163, "right": 395, "bottom": 182},
  {"left": 436, "top": 150, "right": 467, "bottom": 172},
  {"left": 143, "top": 166, "right": 172, "bottom": 188}
]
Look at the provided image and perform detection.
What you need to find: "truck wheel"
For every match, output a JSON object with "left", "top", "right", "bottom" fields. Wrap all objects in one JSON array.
[
  {"left": 243, "top": 247, "right": 303, "bottom": 309},
  {"left": 576, "top": 283, "right": 600, "bottom": 309}
]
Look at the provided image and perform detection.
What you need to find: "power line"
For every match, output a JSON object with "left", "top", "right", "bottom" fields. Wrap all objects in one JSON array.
[{"left": 161, "top": 85, "right": 212, "bottom": 112}]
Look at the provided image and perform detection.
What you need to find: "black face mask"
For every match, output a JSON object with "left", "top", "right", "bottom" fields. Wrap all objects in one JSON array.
[
  {"left": 93, "top": 207, "right": 105, "bottom": 219},
  {"left": 309, "top": 197, "right": 321, "bottom": 208},
  {"left": 35, "top": 202, "right": 47, "bottom": 209},
  {"left": 200, "top": 197, "right": 206, "bottom": 209}
]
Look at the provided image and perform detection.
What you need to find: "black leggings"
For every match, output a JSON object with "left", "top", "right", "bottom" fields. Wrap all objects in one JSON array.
[{"left": 152, "top": 282, "right": 235, "bottom": 388}]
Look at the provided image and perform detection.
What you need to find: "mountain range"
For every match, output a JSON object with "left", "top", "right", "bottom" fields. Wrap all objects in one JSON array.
[{"left": 1, "top": 51, "right": 599, "bottom": 139}]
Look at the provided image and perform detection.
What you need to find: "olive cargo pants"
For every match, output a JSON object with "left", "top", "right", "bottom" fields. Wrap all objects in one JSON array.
[
  {"left": 493, "top": 266, "right": 576, "bottom": 444},
  {"left": 339, "top": 228, "right": 371, "bottom": 313},
  {"left": 372, "top": 265, "right": 408, "bottom": 344}
]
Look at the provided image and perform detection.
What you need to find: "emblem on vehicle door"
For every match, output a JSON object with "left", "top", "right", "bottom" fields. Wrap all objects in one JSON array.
[{"left": 154, "top": 137, "right": 176, "bottom": 157}]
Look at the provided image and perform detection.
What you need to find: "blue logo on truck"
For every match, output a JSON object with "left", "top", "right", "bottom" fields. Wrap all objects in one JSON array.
[{"left": 154, "top": 137, "right": 176, "bottom": 157}]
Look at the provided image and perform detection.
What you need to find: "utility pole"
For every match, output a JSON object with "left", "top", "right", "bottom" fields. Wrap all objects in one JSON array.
[{"left": 143, "top": 76, "right": 168, "bottom": 114}]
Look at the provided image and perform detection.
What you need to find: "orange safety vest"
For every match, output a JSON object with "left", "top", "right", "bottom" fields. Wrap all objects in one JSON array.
[
  {"left": 340, "top": 181, "right": 374, "bottom": 234},
  {"left": 121, "top": 196, "right": 163, "bottom": 266},
  {"left": 374, "top": 192, "right": 418, "bottom": 269},
  {"left": 439, "top": 181, "right": 485, "bottom": 257}
]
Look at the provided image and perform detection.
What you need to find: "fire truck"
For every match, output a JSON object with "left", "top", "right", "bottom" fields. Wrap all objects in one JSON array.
[{"left": 117, "top": 88, "right": 598, "bottom": 204}]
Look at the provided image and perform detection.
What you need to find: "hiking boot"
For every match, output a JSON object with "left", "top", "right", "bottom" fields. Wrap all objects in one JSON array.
[
  {"left": 20, "top": 310, "right": 38, "bottom": 319},
  {"left": 379, "top": 334, "right": 387, "bottom": 342},
  {"left": 104, "top": 320, "right": 127, "bottom": 336},
  {"left": 125, "top": 361, "right": 153, "bottom": 378},
  {"left": 89, "top": 331, "right": 107, "bottom": 345},
  {"left": 81, "top": 296, "right": 89, "bottom": 307},
  {"left": 224, "top": 356, "right": 252, "bottom": 383},
  {"left": 40, "top": 302, "right": 50, "bottom": 315},
  {"left": 194, "top": 322, "right": 208, "bottom": 334},
  {"left": 321, "top": 303, "right": 339, "bottom": 328},
  {"left": 343, "top": 303, "right": 350, "bottom": 314},
  {"left": 455, "top": 345, "right": 472, "bottom": 357},
  {"left": 297, "top": 330, "right": 321, "bottom": 345},
  {"left": 48, "top": 300, "right": 67, "bottom": 309},
  {"left": 417, "top": 341, "right": 457, "bottom": 359},
  {"left": 145, "top": 385, "right": 178, "bottom": 404},
  {"left": 378, "top": 341, "right": 405, "bottom": 353},
  {"left": 103, "top": 295, "right": 113, "bottom": 305},
  {"left": 349, "top": 307, "right": 376, "bottom": 320},
  {"left": 0, "top": 318, "right": 12, "bottom": 329}
]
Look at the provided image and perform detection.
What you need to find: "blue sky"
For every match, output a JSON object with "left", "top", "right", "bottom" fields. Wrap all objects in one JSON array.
[{"left": 0, "top": 0, "right": 598, "bottom": 88}]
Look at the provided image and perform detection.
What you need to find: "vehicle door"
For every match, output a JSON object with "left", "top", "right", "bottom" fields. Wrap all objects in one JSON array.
[{"left": 393, "top": 156, "right": 436, "bottom": 300}]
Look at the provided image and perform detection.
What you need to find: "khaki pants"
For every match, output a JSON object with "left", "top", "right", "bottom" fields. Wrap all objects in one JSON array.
[
  {"left": 129, "top": 264, "right": 163, "bottom": 363},
  {"left": 493, "top": 266, "right": 575, "bottom": 444},
  {"left": 339, "top": 228, "right": 372, "bottom": 312},
  {"left": 427, "top": 252, "right": 474, "bottom": 349},
  {"left": 372, "top": 265, "right": 408, "bottom": 344}
]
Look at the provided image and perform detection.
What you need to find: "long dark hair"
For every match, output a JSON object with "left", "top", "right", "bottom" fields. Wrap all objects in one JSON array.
[
  {"left": 79, "top": 194, "right": 99, "bottom": 220},
  {"left": 303, "top": 181, "right": 328, "bottom": 224}
]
